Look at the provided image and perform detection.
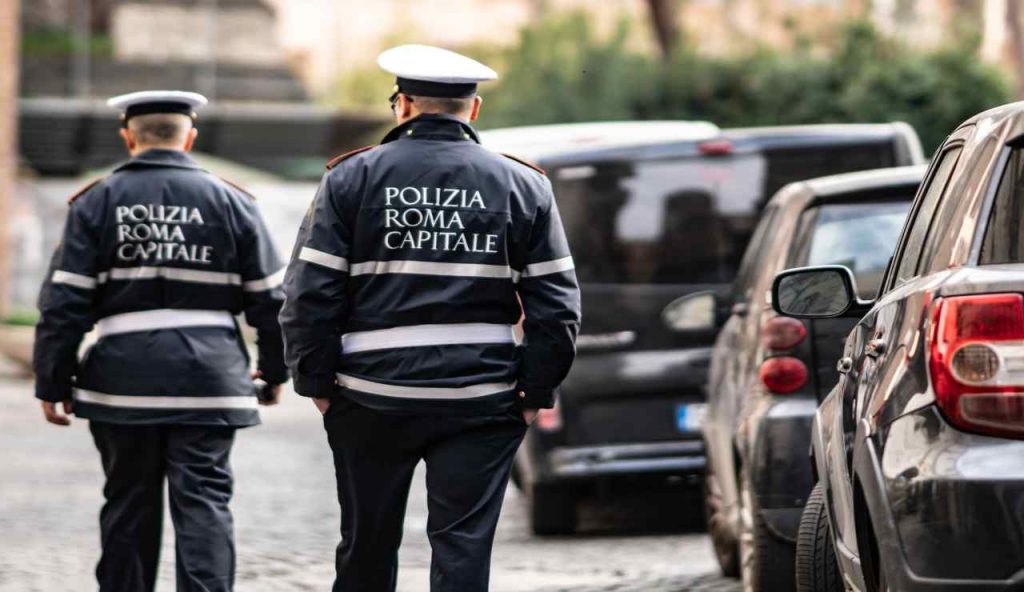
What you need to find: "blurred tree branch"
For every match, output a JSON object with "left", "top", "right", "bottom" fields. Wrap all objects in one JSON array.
[
  {"left": 0, "top": 0, "right": 19, "bottom": 318},
  {"left": 645, "top": 0, "right": 681, "bottom": 60},
  {"left": 1006, "top": 0, "right": 1024, "bottom": 97}
]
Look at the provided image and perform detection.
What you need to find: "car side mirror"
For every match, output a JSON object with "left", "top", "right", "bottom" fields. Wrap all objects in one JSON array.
[
  {"left": 771, "top": 266, "right": 861, "bottom": 319},
  {"left": 663, "top": 290, "right": 717, "bottom": 331}
]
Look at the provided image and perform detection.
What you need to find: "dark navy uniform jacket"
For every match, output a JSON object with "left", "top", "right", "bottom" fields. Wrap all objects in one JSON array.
[
  {"left": 280, "top": 114, "right": 580, "bottom": 413},
  {"left": 34, "top": 149, "right": 288, "bottom": 427}
]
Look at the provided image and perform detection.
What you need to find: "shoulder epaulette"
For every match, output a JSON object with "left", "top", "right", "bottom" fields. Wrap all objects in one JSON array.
[
  {"left": 501, "top": 152, "right": 546, "bottom": 176},
  {"left": 67, "top": 178, "right": 103, "bottom": 204},
  {"left": 326, "top": 145, "right": 376, "bottom": 170},
  {"left": 219, "top": 177, "right": 257, "bottom": 200}
]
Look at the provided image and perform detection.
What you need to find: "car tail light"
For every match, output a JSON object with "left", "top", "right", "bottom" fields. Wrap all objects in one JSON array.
[
  {"left": 762, "top": 316, "right": 807, "bottom": 351},
  {"left": 536, "top": 402, "right": 562, "bottom": 432},
  {"left": 759, "top": 356, "right": 808, "bottom": 394},
  {"left": 698, "top": 140, "right": 734, "bottom": 156},
  {"left": 929, "top": 293, "right": 1024, "bottom": 438}
]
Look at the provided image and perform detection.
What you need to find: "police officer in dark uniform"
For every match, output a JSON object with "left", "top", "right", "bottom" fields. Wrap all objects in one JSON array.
[
  {"left": 33, "top": 90, "right": 288, "bottom": 592},
  {"left": 280, "top": 45, "right": 581, "bottom": 591}
]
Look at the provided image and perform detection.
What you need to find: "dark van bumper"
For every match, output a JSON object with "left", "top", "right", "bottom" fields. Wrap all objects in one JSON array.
[
  {"left": 548, "top": 440, "right": 706, "bottom": 479},
  {"left": 858, "top": 405, "right": 1024, "bottom": 590}
]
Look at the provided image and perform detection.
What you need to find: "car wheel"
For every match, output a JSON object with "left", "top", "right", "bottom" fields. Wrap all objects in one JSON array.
[
  {"left": 529, "top": 483, "right": 577, "bottom": 536},
  {"left": 795, "top": 482, "right": 843, "bottom": 592},
  {"left": 739, "top": 466, "right": 796, "bottom": 592},
  {"left": 704, "top": 468, "right": 740, "bottom": 578}
]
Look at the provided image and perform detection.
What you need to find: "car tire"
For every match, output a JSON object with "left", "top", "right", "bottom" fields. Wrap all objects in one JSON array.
[
  {"left": 529, "top": 483, "right": 577, "bottom": 536},
  {"left": 739, "top": 466, "right": 796, "bottom": 592},
  {"left": 795, "top": 482, "right": 843, "bottom": 592},
  {"left": 704, "top": 468, "right": 740, "bottom": 578}
]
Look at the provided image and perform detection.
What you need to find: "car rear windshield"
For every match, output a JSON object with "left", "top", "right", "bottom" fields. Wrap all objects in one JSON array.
[
  {"left": 981, "top": 148, "right": 1024, "bottom": 265},
  {"left": 549, "top": 140, "right": 897, "bottom": 285},
  {"left": 789, "top": 201, "right": 911, "bottom": 299}
]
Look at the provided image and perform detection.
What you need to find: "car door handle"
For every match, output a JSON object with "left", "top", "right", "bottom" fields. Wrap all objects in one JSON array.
[
  {"left": 865, "top": 339, "right": 886, "bottom": 358},
  {"left": 731, "top": 302, "right": 748, "bottom": 317},
  {"left": 837, "top": 356, "right": 853, "bottom": 374}
]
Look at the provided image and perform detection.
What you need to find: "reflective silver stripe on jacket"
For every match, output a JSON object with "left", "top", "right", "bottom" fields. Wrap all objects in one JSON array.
[
  {"left": 299, "top": 247, "right": 349, "bottom": 271},
  {"left": 349, "top": 260, "right": 515, "bottom": 279},
  {"left": 336, "top": 374, "right": 516, "bottom": 400},
  {"left": 341, "top": 323, "right": 517, "bottom": 354},
  {"left": 99, "top": 266, "right": 242, "bottom": 286},
  {"left": 96, "top": 309, "right": 236, "bottom": 338},
  {"left": 521, "top": 256, "right": 575, "bottom": 278},
  {"left": 52, "top": 270, "right": 98, "bottom": 289},
  {"left": 242, "top": 267, "right": 287, "bottom": 291},
  {"left": 74, "top": 389, "right": 258, "bottom": 409}
]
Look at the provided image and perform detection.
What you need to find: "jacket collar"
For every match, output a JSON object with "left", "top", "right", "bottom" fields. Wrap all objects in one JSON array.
[
  {"left": 380, "top": 113, "right": 481, "bottom": 145},
  {"left": 114, "top": 148, "right": 204, "bottom": 172}
]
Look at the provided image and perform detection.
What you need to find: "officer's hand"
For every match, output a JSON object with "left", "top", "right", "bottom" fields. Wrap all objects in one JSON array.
[
  {"left": 522, "top": 409, "right": 538, "bottom": 425},
  {"left": 259, "top": 384, "right": 282, "bottom": 406},
  {"left": 41, "top": 400, "right": 72, "bottom": 426},
  {"left": 313, "top": 397, "right": 331, "bottom": 416}
]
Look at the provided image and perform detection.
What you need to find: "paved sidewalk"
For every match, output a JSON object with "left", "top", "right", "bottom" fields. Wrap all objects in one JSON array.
[{"left": 0, "top": 372, "right": 738, "bottom": 592}]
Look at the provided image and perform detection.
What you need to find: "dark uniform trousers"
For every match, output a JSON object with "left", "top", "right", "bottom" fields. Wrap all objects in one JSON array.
[
  {"left": 89, "top": 422, "right": 237, "bottom": 592},
  {"left": 323, "top": 396, "right": 527, "bottom": 592}
]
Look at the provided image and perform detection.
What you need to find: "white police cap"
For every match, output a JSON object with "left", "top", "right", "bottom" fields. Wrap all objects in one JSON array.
[
  {"left": 378, "top": 44, "right": 497, "bottom": 98},
  {"left": 106, "top": 90, "right": 208, "bottom": 126}
]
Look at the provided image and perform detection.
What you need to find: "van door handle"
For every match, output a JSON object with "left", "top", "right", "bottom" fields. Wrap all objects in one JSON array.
[
  {"left": 837, "top": 356, "right": 853, "bottom": 374},
  {"left": 865, "top": 339, "right": 886, "bottom": 358}
]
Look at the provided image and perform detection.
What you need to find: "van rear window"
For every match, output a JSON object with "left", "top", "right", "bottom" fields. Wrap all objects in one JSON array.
[{"left": 550, "top": 155, "right": 764, "bottom": 284}]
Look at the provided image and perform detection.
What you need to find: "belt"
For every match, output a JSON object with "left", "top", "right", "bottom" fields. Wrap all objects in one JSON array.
[{"left": 96, "top": 309, "right": 236, "bottom": 338}]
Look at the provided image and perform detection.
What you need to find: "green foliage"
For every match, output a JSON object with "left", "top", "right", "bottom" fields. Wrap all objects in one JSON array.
[
  {"left": 2, "top": 308, "right": 39, "bottom": 327},
  {"left": 477, "top": 14, "right": 1012, "bottom": 154},
  {"left": 21, "top": 28, "right": 113, "bottom": 58}
]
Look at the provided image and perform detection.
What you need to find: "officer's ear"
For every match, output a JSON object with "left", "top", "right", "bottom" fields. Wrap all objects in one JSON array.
[
  {"left": 397, "top": 94, "right": 416, "bottom": 122},
  {"left": 469, "top": 96, "right": 482, "bottom": 122},
  {"left": 119, "top": 127, "right": 136, "bottom": 154},
  {"left": 183, "top": 127, "right": 199, "bottom": 153}
]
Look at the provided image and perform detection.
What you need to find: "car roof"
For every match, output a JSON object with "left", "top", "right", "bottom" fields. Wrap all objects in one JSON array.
[
  {"left": 482, "top": 121, "right": 918, "bottom": 165},
  {"left": 770, "top": 165, "right": 927, "bottom": 210},
  {"left": 481, "top": 121, "right": 720, "bottom": 161}
]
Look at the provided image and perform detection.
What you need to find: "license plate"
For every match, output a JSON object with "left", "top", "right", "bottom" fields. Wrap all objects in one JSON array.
[{"left": 676, "top": 403, "right": 707, "bottom": 433}]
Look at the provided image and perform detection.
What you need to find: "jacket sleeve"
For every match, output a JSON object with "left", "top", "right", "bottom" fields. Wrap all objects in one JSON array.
[
  {"left": 233, "top": 195, "right": 289, "bottom": 385},
  {"left": 514, "top": 181, "right": 581, "bottom": 409},
  {"left": 33, "top": 196, "right": 101, "bottom": 402},
  {"left": 279, "top": 174, "right": 352, "bottom": 397}
]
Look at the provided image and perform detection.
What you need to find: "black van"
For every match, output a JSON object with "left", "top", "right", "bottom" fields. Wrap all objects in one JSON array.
[{"left": 481, "top": 121, "right": 925, "bottom": 535}]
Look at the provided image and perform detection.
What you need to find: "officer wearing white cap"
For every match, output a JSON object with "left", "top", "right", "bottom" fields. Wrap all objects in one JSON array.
[
  {"left": 34, "top": 90, "right": 288, "bottom": 592},
  {"left": 281, "top": 45, "right": 581, "bottom": 591}
]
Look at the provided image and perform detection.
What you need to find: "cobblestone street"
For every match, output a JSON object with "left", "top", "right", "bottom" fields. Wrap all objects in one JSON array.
[{"left": 0, "top": 369, "right": 740, "bottom": 592}]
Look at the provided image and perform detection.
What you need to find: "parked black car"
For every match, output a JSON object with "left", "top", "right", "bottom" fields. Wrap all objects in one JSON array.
[
  {"left": 777, "top": 102, "right": 1024, "bottom": 591},
  {"left": 703, "top": 166, "right": 923, "bottom": 588},
  {"left": 482, "top": 121, "right": 924, "bottom": 535}
]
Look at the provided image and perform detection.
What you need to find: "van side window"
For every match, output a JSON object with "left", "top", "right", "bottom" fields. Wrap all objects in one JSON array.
[
  {"left": 894, "top": 147, "right": 963, "bottom": 285},
  {"left": 981, "top": 148, "right": 1024, "bottom": 264}
]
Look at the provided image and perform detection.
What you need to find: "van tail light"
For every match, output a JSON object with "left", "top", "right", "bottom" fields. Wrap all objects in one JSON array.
[
  {"left": 536, "top": 402, "right": 563, "bottom": 432},
  {"left": 762, "top": 316, "right": 807, "bottom": 351},
  {"left": 760, "top": 356, "right": 808, "bottom": 394},
  {"left": 698, "top": 140, "right": 734, "bottom": 156},
  {"left": 929, "top": 293, "right": 1024, "bottom": 439}
]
